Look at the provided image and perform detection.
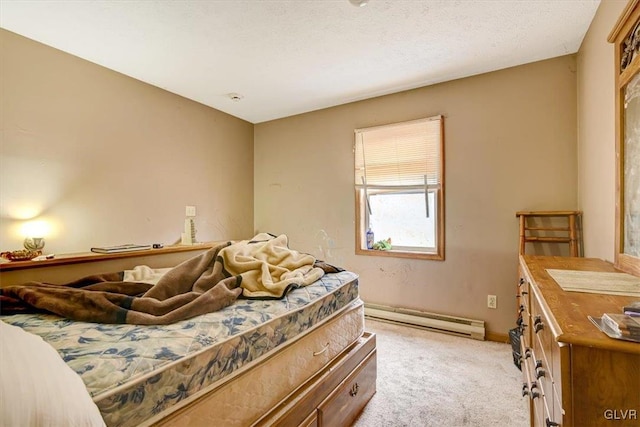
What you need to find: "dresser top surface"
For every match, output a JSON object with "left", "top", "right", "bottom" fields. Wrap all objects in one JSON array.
[{"left": 520, "top": 255, "right": 640, "bottom": 354}]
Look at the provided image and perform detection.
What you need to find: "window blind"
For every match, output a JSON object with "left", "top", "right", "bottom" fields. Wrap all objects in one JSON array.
[{"left": 354, "top": 116, "right": 442, "bottom": 188}]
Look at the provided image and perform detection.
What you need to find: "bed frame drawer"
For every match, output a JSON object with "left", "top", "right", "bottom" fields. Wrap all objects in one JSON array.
[
  {"left": 256, "top": 331, "right": 376, "bottom": 427},
  {"left": 317, "top": 349, "right": 377, "bottom": 427}
]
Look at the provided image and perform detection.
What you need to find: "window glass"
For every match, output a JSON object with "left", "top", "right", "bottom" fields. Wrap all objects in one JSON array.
[{"left": 368, "top": 191, "right": 436, "bottom": 249}]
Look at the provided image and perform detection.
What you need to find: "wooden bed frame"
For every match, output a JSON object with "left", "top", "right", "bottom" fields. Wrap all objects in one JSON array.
[{"left": 152, "top": 332, "right": 377, "bottom": 427}]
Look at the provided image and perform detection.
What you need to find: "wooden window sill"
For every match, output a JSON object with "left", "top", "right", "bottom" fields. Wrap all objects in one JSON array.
[{"left": 355, "top": 248, "right": 444, "bottom": 261}]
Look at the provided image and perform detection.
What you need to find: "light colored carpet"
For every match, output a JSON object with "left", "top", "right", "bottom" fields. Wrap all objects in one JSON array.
[{"left": 352, "top": 319, "right": 529, "bottom": 427}]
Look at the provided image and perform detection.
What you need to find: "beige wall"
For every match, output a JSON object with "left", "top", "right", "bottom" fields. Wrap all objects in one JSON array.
[
  {"left": 255, "top": 56, "right": 578, "bottom": 335},
  {"left": 0, "top": 29, "right": 254, "bottom": 255},
  {"left": 577, "top": 0, "right": 627, "bottom": 262}
]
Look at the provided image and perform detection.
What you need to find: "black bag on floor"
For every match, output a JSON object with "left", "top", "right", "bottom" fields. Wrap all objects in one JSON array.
[{"left": 509, "top": 326, "right": 522, "bottom": 371}]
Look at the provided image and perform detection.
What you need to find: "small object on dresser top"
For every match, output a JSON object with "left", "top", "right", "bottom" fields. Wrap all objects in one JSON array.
[
  {"left": 152, "top": 243, "right": 164, "bottom": 249},
  {"left": 589, "top": 314, "right": 640, "bottom": 343},
  {"left": 624, "top": 301, "right": 640, "bottom": 317},
  {"left": 602, "top": 313, "right": 640, "bottom": 339},
  {"left": 90, "top": 244, "right": 152, "bottom": 254}
]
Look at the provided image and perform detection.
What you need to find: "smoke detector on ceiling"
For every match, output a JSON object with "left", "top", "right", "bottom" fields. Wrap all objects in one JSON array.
[{"left": 228, "top": 93, "right": 244, "bottom": 102}]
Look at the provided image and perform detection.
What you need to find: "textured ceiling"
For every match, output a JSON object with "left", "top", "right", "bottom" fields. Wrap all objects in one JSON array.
[{"left": 0, "top": 0, "right": 601, "bottom": 124}]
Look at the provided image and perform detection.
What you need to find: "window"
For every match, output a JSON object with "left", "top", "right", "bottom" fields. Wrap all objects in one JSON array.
[{"left": 354, "top": 115, "right": 444, "bottom": 260}]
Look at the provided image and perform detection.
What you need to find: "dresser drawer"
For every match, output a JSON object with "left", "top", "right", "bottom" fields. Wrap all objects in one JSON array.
[
  {"left": 299, "top": 411, "right": 317, "bottom": 427},
  {"left": 530, "top": 289, "right": 553, "bottom": 372},
  {"left": 518, "top": 272, "right": 532, "bottom": 359},
  {"left": 519, "top": 255, "right": 640, "bottom": 427},
  {"left": 318, "top": 349, "right": 377, "bottom": 426}
]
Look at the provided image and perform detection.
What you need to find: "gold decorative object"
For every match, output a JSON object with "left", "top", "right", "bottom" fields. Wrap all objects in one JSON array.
[{"left": 0, "top": 249, "right": 42, "bottom": 261}]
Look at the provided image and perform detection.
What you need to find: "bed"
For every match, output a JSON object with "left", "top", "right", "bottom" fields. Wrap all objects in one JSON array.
[{"left": 0, "top": 235, "right": 377, "bottom": 427}]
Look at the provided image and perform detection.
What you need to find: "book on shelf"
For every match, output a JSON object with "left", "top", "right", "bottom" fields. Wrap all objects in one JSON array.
[{"left": 90, "top": 244, "right": 152, "bottom": 254}]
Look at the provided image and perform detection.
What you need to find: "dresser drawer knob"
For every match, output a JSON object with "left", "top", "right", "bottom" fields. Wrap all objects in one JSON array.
[
  {"left": 545, "top": 418, "right": 560, "bottom": 427},
  {"left": 349, "top": 383, "right": 359, "bottom": 397},
  {"left": 529, "top": 382, "right": 540, "bottom": 399},
  {"left": 536, "top": 368, "right": 546, "bottom": 379},
  {"left": 524, "top": 348, "right": 532, "bottom": 359},
  {"left": 519, "top": 278, "right": 525, "bottom": 286},
  {"left": 521, "top": 383, "right": 529, "bottom": 397}
]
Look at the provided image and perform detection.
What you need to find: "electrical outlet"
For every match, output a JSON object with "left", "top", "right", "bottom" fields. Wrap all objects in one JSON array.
[
  {"left": 487, "top": 295, "right": 497, "bottom": 309},
  {"left": 185, "top": 205, "right": 196, "bottom": 217}
]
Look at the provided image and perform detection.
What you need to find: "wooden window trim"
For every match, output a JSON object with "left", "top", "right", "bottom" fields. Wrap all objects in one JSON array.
[{"left": 354, "top": 116, "right": 445, "bottom": 261}]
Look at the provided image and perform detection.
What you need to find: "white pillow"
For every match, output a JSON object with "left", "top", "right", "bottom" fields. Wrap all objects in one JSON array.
[
  {"left": 0, "top": 320, "right": 106, "bottom": 427},
  {"left": 123, "top": 265, "right": 172, "bottom": 285}
]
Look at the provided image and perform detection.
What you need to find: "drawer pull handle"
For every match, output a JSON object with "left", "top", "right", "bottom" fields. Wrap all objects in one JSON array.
[
  {"left": 535, "top": 322, "right": 544, "bottom": 333},
  {"left": 545, "top": 418, "right": 560, "bottom": 427},
  {"left": 349, "top": 383, "right": 359, "bottom": 397},
  {"left": 524, "top": 348, "right": 532, "bottom": 359},
  {"left": 521, "top": 383, "right": 529, "bottom": 397},
  {"left": 519, "top": 278, "right": 525, "bottom": 286},
  {"left": 529, "top": 382, "right": 539, "bottom": 399},
  {"left": 535, "top": 360, "right": 545, "bottom": 379},
  {"left": 313, "top": 343, "right": 330, "bottom": 356}
]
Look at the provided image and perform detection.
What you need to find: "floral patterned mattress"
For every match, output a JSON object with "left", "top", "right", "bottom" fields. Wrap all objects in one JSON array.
[{"left": 1, "top": 270, "right": 359, "bottom": 427}]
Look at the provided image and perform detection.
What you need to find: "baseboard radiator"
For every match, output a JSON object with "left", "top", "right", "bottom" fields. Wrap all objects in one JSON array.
[{"left": 364, "top": 303, "right": 485, "bottom": 340}]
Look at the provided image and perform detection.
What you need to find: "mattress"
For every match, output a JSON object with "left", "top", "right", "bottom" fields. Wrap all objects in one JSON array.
[{"left": 1, "top": 270, "right": 359, "bottom": 427}]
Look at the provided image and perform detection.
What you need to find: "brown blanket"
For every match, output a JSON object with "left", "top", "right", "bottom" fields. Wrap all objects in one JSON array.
[
  {"left": 0, "top": 237, "right": 344, "bottom": 325},
  {"left": 0, "top": 242, "right": 242, "bottom": 324}
]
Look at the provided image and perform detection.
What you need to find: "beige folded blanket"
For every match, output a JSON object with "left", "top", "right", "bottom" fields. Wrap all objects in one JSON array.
[{"left": 219, "top": 233, "right": 325, "bottom": 298}]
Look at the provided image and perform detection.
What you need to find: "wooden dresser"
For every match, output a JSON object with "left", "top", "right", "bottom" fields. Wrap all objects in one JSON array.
[{"left": 517, "top": 256, "right": 640, "bottom": 427}]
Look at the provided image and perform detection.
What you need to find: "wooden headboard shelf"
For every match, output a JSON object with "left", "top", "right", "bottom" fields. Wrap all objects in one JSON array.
[
  {"left": 0, "top": 242, "right": 217, "bottom": 272},
  {"left": 0, "top": 242, "right": 221, "bottom": 287}
]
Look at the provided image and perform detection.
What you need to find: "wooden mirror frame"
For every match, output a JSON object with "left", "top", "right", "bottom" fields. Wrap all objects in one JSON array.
[{"left": 610, "top": 0, "right": 640, "bottom": 277}]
